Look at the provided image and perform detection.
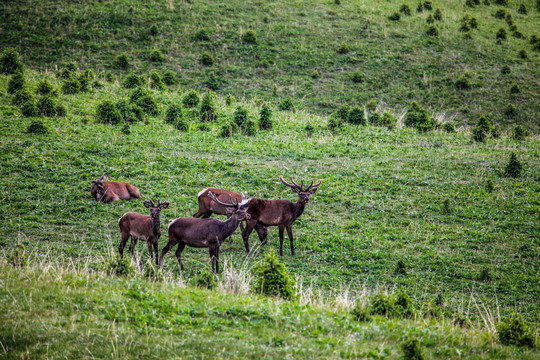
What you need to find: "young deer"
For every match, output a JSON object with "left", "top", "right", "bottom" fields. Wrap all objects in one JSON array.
[
  {"left": 160, "top": 192, "right": 251, "bottom": 273},
  {"left": 118, "top": 200, "right": 169, "bottom": 265},
  {"left": 242, "top": 176, "right": 322, "bottom": 256},
  {"left": 194, "top": 187, "right": 268, "bottom": 243},
  {"left": 91, "top": 174, "right": 141, "bottom": 203}
]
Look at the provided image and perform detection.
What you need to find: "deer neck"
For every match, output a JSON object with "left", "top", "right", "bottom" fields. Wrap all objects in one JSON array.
[
  {"left": 220, "top": 216, "right": 241, "bottom": 243},
  {"left": 151, "top": 213, "right": 161, "bottom": 237},
  {"left": 293, "top": 199, "right": 307, "bottom": 220}
]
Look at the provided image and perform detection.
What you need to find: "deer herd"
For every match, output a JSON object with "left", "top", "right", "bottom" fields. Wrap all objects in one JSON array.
[{"left": 92, "top": 174, "right": 322, "bottom": 273}]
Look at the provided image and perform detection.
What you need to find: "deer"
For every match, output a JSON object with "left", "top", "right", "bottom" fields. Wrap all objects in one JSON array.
[
  {"left": 241, "top": 176, "right": 322, "bottom": 257},
  {"left": 193, "top": 187, "right": 268, "bottom": 243},
  {"left": 91, "top": 174, "right": 141, "bottom": 203},
  {"left": 118, "top": 200, "right": 169, "bottom": 265},
  {"left": 159, "top": 191, "right": 251, "bottom": 273}
]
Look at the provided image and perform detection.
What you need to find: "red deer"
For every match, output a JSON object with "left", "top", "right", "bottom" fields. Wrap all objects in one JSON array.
[
  {"left": 242, "top": 176, "right": 322, "bottom": 256},
  {"left": 160, "top": 192, "right": 251, "bottom": 273},
  {"left": 193, "top": 187, "right": 268, "bottom": 243},
  {"left": 118, "top": 200, "right": 169, "bottom": 265},
  {"left": 91, "top": 174, "right": 141, "bottom": 203}
]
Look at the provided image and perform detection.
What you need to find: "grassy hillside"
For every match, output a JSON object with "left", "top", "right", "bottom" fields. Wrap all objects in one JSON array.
[{"left": 1, "top": 0, "right": 539, "bottom": 130}]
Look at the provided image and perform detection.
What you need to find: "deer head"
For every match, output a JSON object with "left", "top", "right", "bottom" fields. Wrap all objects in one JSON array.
[
  {"left": 143, "top": 199, "right": 170, "bottom": 217},
  {"left": 279, "top": 176, "right": 322, "bottom": 204},
  {"left": 207, "top": 191, "right": 251, "bottom": 220},
  {"left": 91, "top": 174, "right": 107, "bottom": 201}
]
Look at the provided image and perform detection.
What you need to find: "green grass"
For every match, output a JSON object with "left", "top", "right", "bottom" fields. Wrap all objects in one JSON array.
[{"left": 1, "top": 0, "right": 539, "bottom": 130}]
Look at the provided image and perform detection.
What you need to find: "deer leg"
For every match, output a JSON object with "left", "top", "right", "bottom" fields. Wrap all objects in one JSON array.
[
  {"left": 278, "top": 226, "right": 285, "bottom": 257},
  {"left": 146, "top": 240, "right": 154, "bottom": 260},
  {"left": 201, "top": 211, "right": 213, "bottom": 219},
  {"left": 119, "top": 233, "right": 130, "bottom": 258},
  {"left": 193, "top": 209, "right": 209, "bottom": 218},
  {"left": 255, "top": 224, "right": 268, "bottom": 245},
  {"left": 158, "top": 240, "right": 176, "bottom": 268},
  {"left": 129, "top": 237, "right": 138, "bottom": 262},
  {"left": 153, "top": 241, "right": 159, "bottom": 265},
  {"left": 209, "top": 246, "right": 219, "bottom": 273},
  {"left": 242, "top": 220, "right": 257, "bottom": 255},
  {"left": 175, "top": 243, "right": 186, "bottom": 271},
  {"left": 286, "top": 226, "right": 295, "bottom": 256}
]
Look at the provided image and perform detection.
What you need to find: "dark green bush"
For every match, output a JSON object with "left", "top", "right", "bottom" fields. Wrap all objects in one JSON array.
[
  {"left": 242, "top": 118, "right": 257, "bottom": 136},
  {"left": 149, "top": 49, "right": 164, "bottom": 63},
  {"left": 225, "top": 94, "right": 236, "bottom": 106},
  {"left": 417, "top": 3, "right": 424, "bottom": 12},
  {"left": 350, "top": 70, "right": 364, "bottom": 83},
  {"left": 347, "top": 106, "right": 365, "bottom": 125},
  {"left": 379, "top": 111, "right": 396, "bottom": 130},
  {"left": 491, "top": 124, "right": 501, "bottom": 139},
  {"left": 26, "top": 120, "right": 48, "bottom": 135},
  {"left": 501, "top": 65, "right": 511, "bottom": 74},
  {"left": 242, "top": 30, "right": 258, "bottom": 44},
  {"left": 6, "top": 244, "right": 27, "bottom": 267},
  {"left": 494, "top": 0, "right": 508, "bottom": 5},
  {"left": 12, "top": 88, "right": 34, "bottom": 106},
  {"left": 253, "top": 249, "right": 295, "bottom": 300},
  {"left": 165, "top": 104, "right": 183, "bottom": 125},
  {"left": 259, "top": 104, "right": 273, "bottom": 130},
  {"left": 200, "top": 51, "right": 214, "bottom": 66},
  {"left": 426, "top": 25, "right": 438, "bottom": 36},
  {"left": 35, "top": 79, "right": 55, "bottom": 96},
  {"left": 328, "top": 113, "right": 344, "bottom": 130},
  {"left": 455, "top": 74, "right": 472, "bottom": 89},
  {"left": 198, "top": 123, "right": 210, "bottom": 132},
  {"left": 55, "top": 104, "right": 66, "bottom": 117},
  {"left": 20, "top": 100, "right": 38, "bottom": 117},
  {"left": 466, "top": 0, "right": 476, "bottom": 7},
  {"left": 336, "top": 104, "right": 350, "bottom": 121},
  {"left": 459, "top": 21, "right": 470, "bottom": 32},
  {"left": 504, "top": 103, "right": 517, "bottom": 117},
  {"left": 494, "top": 8, "right": 507, "bottom": 19},
  {"left": 351, "top": 302, "right": 372, "bottom": 322},
  {"left": 162, "top": 70, "right": 177, "bottom": 85},
  {"left": 472, "top": 126, "right": 487, "bottom": 142},
  {"left": 497, "top": 314, "right": 536, "bottom": 348},
  {"left": 116, "top": 101, "right": 144, "bottom": 123},
  {"left": 278, "top": 97, "right": 295, "bottom": 111},
  {"left": 504, "top": 152, "right": 522, "bottom": 178},
  {"left": 469, "top": 17, "right": 478, "bottom": 29},
  {"left": 7, "top": 70, "right": 26, "bottom": 94},
  {"left": 510, "top": 84, "right": 521, "bottom": 94},
  {"left": 486, "top": 179, "right": 495, "bottom": 193},
  {"left": 404, "top": 101, "right": 433, "bottom": 132},
  {"left": 370, "top": 293, "right": 391, "bottom": 316},
  {"left": 423, "top": 1, "right": 433, "bottom": 10},
  {"left": 434, "top": 8, "right": 442, "bottom": 20},
  {"left": 233, "top": 106, "right": 248, "bottom": 128},
  {"left": 149, "top": 24, "right": 159, "bottom": 36},
  {"left": 37, "top": 96, "right": 56, "bottom": 117},
  {"left": 518, "top": 49, "right": 527, "bottom": 58},
  {"left": 388, "top": 12, "right": 401, "bottom": 21},
  {"left": 57, "top": 62, "right": 78, "bottom": 79},
  {"left": 96, "top": 100, "right": 123, "bottom": 124},
  {"left": 365, "top": 99, "right": 378, "bottom": 112},
  {"left": 426, "top": 14, "right": 435, "bottom": 24},
  {"left": 496, "top": 28, "right": 507, "bottom": 41},
  {"left": 204, "top": 71, "right": 220, "bottom": 91},
  {"left": 174, "top": 118, "right": 189, "bottom": 132},
  {"left": 219, "top": 122, "right": 234, "bottom": 137},
  {"left": 310, "top": 70, "right": 320, "bottom": 79},
  {"left": 123, "top": 72, "right": 144, "bottom": 89},
  {"left": 392, "top": 290, "right": 415, "bottom": 318},
  {"left": 394, "top": 259, "right": 407, "bottom": 275},
  {"left": 512, "top": 125, "right": 528, "bottom": 140},
  {"left": 401, "top": 338, "right": 424, "bottom": 360},
  {"left": 337, "top": 42, "right": 350, "bottom": 53},
  {"left": 477, "top": 115, "right": 492, "bottom": 133},
  {"left": 105, "top": 72, "right": 115, "bottom": 83},
  {"left": 443, "top": 122, "right": 455, "bottom": 133},
  {"left": 200, "top": 92, "right": 215, "bottom": 122},
  {"left": 367, "top": 112, "right": 380, "bottom": 125},
  {"left": 149, "top": 71, "right": 166, "bottom": 90},
  {"left": 62, "top": 78, "right": 81, "bottom": 94},
  {"left": 0, "top": 47, "right": 23, "bottom": 74},
  {"left": 107, "top": 256, "right": 135, "bottom": 277},
  {"left": 400, "top": 4, "right": 412, "bottom": 15},
  {"left": 194, "top": 28, "right": 210, "bottom": 41},
  {"left": 183, "top": 89, "right": 200, "bottom": 108},
  {"left": 134, "top": 94, "right": 159, "bottom": 116},
  {"left": 191, "top": 270, "right": 217, "bottom": 290},
  {"left": 114, "top": 53, "right": 130, "bottom": 69}
]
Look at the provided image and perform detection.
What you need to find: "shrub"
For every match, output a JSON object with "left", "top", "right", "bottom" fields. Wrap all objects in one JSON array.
[
  {"left": 423, "top": 1, "right": 433, "bottom": 10},
  {"left": 7, "top": 70, "right": 26, "bottom": 94},
  {"left": 466, "top": 0, "right": 476, "bottom": 7},
  {"left": 504, "top": 152, "right": 522, "bottom": 178},
  {"left": 494, "top": 8, "right": 507, "bottom": 19},
  {"left": 426, "top": 14, "right": 435, "bottom": 24},
  {"left": 134, "top": 94, "right": 159, "bottom": 116},
  {"left": 497, "top": 314, "right": 536, "bottom": 348},
  {"left": 347, "top": 106, "right": 365, "bottom": 125},
  {"left": 205, "top": 71, "right": 220, "bottom": 90},
  {"left": 328, "top": 113, "right": 344, "bottom": 130},
  {"left": 278, "top": 97, "right": 295, "bottom": 111},
  {"left": 225, "top": 94, "right": 236, "bottom": 106},
  {"left": 350, "top": 70, "right": 364, "bottom": 83},
  {"left": 455, "top": 74, "right": 472, "bottom": 89},
  {"left": 472, "top": 126, "right": 487, "bottom": 142},
  {"left": 0, "top": 47, "right": 23, "bottom": 74},
  {"left": 459, "top": 21, "right": 470, "bottom": 32},
  {"left": 518, "top": 49, "right": 528, "bottom": 59},
  {"left": 58, "top": 62, "right": 78, "bottom": 79},
  {"left": 242, "top": 30, "right": 258, "bottom": 44},
  {"left": 194, "top": 28, "right": 210, "bottom": 41},
  {"left": 149, "top": 71, "right": 166, "bottom": 90},
  {"left": 477, "top": 115, "right": 492, "bottom": 133},
  {"left": 426, "top": 25, "right": 438, "bottom": 36},
  {"left": 388, "top": 12, "right": 401, "bottom": 21},
  {"left": 149, "top": 24, "right": 159, "bottom": 36},
  {"left": 162, "top": 70, "right": 177, "bottom": 85},
  {"left": 394, "top": 259, "right": 407, "bottom": 275},
  {"left": 400, "top": 4, "right": 412, "bottom": 15},
  {"left": 253, "top": 249, "right": 295, "bottom": 300},
  {"left": 96, "top": 100, "right": 123, "bottom": 124},
  {"left": 365, "top": 98, "right": 378, "bottom": 112},
  {"left": 174, "top": 118, "right": 189, "bottom": 132},
  {"left": 6, "top": 244, "right": 27, "bottom": 267},
  {"left": 501, "top": 65, "right": 511, "bottom": 74},
  {"left": 200, "top": 51, "right": 214, "bottom": 66},
  {"left": 351, "top": 302, "right": 372, "bottom": 322},
  {"left": 116, "top": 101, "right": 144, "bottom": 123},
  {"left": 62, "top": 78, "right": 81, "bottom": 94},
  {"left": 416, "top": 3, "right": 424, "bottom": 12},
  {"left": 219, "top": 122, "right": 234, "bottom": 137},
  {"left": 401, "top": 338, "right": 424, "bottom": 360},
  {"left": 107, "top": 256, "right": 135, "bottom": 277},
  {"left": 114, "top": 53, "right": 129, "bottom": 69},
  {"left": 183, "top": 89, "right": 200, "bottom": 108},
  {"left": 198, "top": 123, "right": 210, "bottom": 132},
  {"left": 12, "top": 88, "right": 34, "bottom": 106},
  {"left": 491, "top": 125, "right": 501, "bottom": 139},
  {"left": 233, "top": 106, "right": 248, "bottom": 128},
  {"left": 165, "top": 104, "right": 183, "bottom": 125},
  {"left": 37, "top": 96, "right": 57, "bottom": 117},
  {"left": 434, "top": 8, "right": 442, "bottom": 20},
  {"left": 192, "top": 270, "right": 217, "bottom": 290},
  {"left": 512, "top": 125, "right": 528, "bottom": 141},
  {"left": 242, "top": 118, "right": 257, "bottom": 136},
  {"left": 392, "top": 290, "right": 415, "bottom": 318},
  {"left": 404, "top": 101, "right": 433, "bottom": 132},
  {"left": 379, "top": 111, "right": 396, "bottom": 130},
  {"left": 504, "top": 103, "right": 517, "bottom": 117},
  {"left": 367, "top": 112, "right": 380, "bottom": 125},
  {"left": 370, "top": 293, "right": 392, "bottom": 316},
  {"left": 200, "top": 92, "right": 215, "bottom": 122},
  {"left": 443, "top": 122, "right": 455, "bottom": 133},
  {"left": 55, "top": 104, "right": 66, "bottom": 117},
  {"left": 337, "top": 42, "right": 350, "bottom": 54},
  {"left": 123, "top": 72, "right": 144, "bottom": 89},
  {"left": 494, "top": 0, "right": 508, "bottom": 5},
  {"left": 35, "top": 79, "right": 55, "bottom": 96},
  {"left": 486, "top": 179, "right": 495, "bottom": 193},
  {"left": 259, "top": 104, "right": 273, "bottom": 130},
  {"left": 26, "top": 120, "right": 48, "bottom": 135},
  {"left": 469, "top": 17, "right": 478, "bottom": 29},
  {"left": 496, "top": 28, "right": 507, "bottom": 41},
  {"left": 149, "top": 49, "right": 164, "bottom": 63},
  {"left": 20, "top": 100, "right": 38, "bottom": 117},
  {"left": 510, "top": 84, "right": 521, "bottom": 94},
  {"left": 310, "top": 70, "right": 320, "bottom": 79},
  {"left": 336, "top": 104, "right": 350, "bottom": 121}
]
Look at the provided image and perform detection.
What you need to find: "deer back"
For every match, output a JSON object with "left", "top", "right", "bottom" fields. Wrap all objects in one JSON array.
[
  {"left": 197, "top": 188, "right": 243, "bottom": 216},
  {"left": 247, "top": 198, "right": 298, "bottom": 226},
  {"left": 104, "top": 181, "right": 140, "bottom": 202},
  {"left": 118, "top": 212, "right": 155, "bottom": 240}
]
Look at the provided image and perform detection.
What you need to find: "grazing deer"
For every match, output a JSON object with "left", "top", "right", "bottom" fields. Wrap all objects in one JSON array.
[
  {"left": 118, "top": 200, "right": 169, "bottom": 265},
  {"left": 91, "top": 174, "right": 141, "bottom": 203},
  {"left": 242, "top": 176, "right": 322, "bottom": 256},
  {"left": 194, "top": 187, "right": 268, "bottom": 243},
  {"left": 160, "top": 192, "right": 251, "bottom": 273}
]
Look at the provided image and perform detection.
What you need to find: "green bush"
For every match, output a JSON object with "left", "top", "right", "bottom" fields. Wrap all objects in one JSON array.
[
  {"left": 200, "top": 92, "right": 215, "bottom": 122},
  {"left": 162, "top": 70, "right": 177, "bottom": 85},
  {"left": 57, "top": 61, "right": 78, "bottom": 79},
  {"left": 35, "top": 79, "right": 55, "bottom": 96},
  {"left": 225, "top": 94, "right": 236, "bottom": 106},
  {"left": 510, "top": 84, "right": 521, "bottom": 94},
  {"left": 116, "top": 101, "right": 144, "bottom": 123},
  {"left": 347, "top": 106, "right": 365, "bottom": 125},
  {"left": 105, "top": 72, "right": 115, "bottom": 83},
  {"left": 205, "top": 71, "right": 220, "bottom": 91},
  {"left": 417, "top": 3, "right": 424, "bottom": 12},
  {"left": 392, "top": 290, "right": 415, "bottom": 318},
  {"left": 491, "top": 124, "right": 501, "bottom": 139},
  {"left": 259, "top": 104, "right": 273, "bottom": 130},
  {"left": 310, "top": 70, "right": 320, "bottom": 79},
  {"left": 242, "top": 118, "right": 257, "bottom": 136},
  {"left": 20, "top": 100, "right": 38, "bottom": 117},
  {"left": 37, "top": 96, "right": 56, "bottom": 117},
  {"left": 477, "top": 116, "right": 492, "bottom": 134},
  {"left": 469, "top": 17, "right": 478, "bottom": 29},
  {"left": 367, "top": 112, "right": 380, "bottom": 125},
  {"left": 423, "top": 1, "right": 433, "bottom": 10},
  {"left": 512, "top": 125, "right": 528, "bottom": 140},
  {"left": 496, "top": 28, "right": 507, "bottom": 41},
  {"left": 394, "top": 259, "right": 407, "bottom": 275},
  {"left": 165, "top": 104, "right": 183, "bottom": 125},
  {"left": 123, "top": 72, "right": 144, "bottom": 89},
  {"left": 337, "top": 42, "right": 350, "bottom": 54},
  {"left": 62, "top": 78, "right": 81, "bottom": 94},
  {"left": 253, "top": 249, "right": 295, "bottom": 300},
  {"left": 472, "top": 126, "right": 487, "bottom": 142},
  {"left": 455, "top": 74, "right": 472, "bottom": 89},
  {"left": 466, "top": 0, "right": 476, "bottom": 7},
  {"left": 370, "top": 293, "right": 392, "bottom": 316},
  {"left": 191, "top": 270, "right": 217, "bottom": 290},
  {"left": 426, "top": 15, "right": 435, "bottom": 24},
  {"left": 278, "top": 97, "right": 295, "bottom": 111},
  {"left": 504, "top": 103, "right": 517, "bottom": 117},
  {"left": 26, "top": 120, "right": 48, "bottom": 135},
  {"left": 494, "top": 8, "right": 507, "bottom": 19},
  {"left": 149, "top": 24, "right": 159, "bottom": 36},
  {"left": 443, "top": 122, "right": 455, "bottom": 133},
  {"left": 198, "top": 123, "right": 210, "bottom": 132},
  {"left": 200, "top": 51, "right": 214, "bottom": 66},
  {"left": 351, "top": 302, "right": 372, "bottom": 322},
  {"left": 379, "top": 111, "right": 396, "bottom": 130},
  {"left": 149, "top": 71, "right": 166, "bottom": 90},
  {"left": 114, "top": 53, "right": 130, "bottom": 69},
  {"left": 183, "top": 89, "right": 200, "bottom": 108},
  {"left": 501, "top": 65, "right": 511, "bottom": 74},
  {"left": 7, "top": 70, "right": 26, "bottom": 94},
  {"left": 350, "top": 70, "right": 364, "bottom": 83},
  {"left": 426, "top": 25, "right": 438, "bottom": 36},
  {"left": 365, "top": 99, "right": 378, "bottom": 112},
  {"left": 133, "top": 93, "right": 159, "bottom": 116},
  {"left": 107, "top": 256, "right": 135, "bottom": 277},
  {"left": 96, "top": 100, "right": 123, "bottom": 124},
  {"left": 400, "top": 4, "right": 412, "bottom": 15},
  {"left": 504, "top": 152, "right": 522, "bottom": 178},
  {"left": 194, "top": 28, "right": 210, "bottom": 41},
  {"left": 401, "top": 338, "right": 424, "bottom": 360},
  {"left": 149, "top": 49, "right": 164, "bottom": 63},
  {"left": 174, "top": 118, "right": 189, "bottom": 132},
  {"left": 434, "top": 8, "right": 442, "bottom": 20},
  {"left": 497, "top": 314, "right": 536, "bottom": 348},
  {"left": 336, "top": 104, "right": 350, "bottom": 121},
  {"left": 242, "top": 30, "right": 258, "bottom": 44},
  {"left": 0, "top": 47, "right": 23, "bottom": 74},
  {"left": 6, "top": 244, "right": 27, "bottom": 267},
  {"left": 219, "top": 122, "right": 234, "bottom": 137},
  {"left": 404, "top": 101, "right": 433, "bottom": 132},
  {"left": 12, "top": 88, "right": 34, "bottom": 106},
  {"left": 233, "top": 106, "right": 248, "bottom": 128},
  {"left": 495, "top": 0, "right": 508, "bottom": 5},
  {"left": 388, "top": 12, "right": 401, "bottom": 21},
  {"left": 55, "top": 104, "right": 66, "bottom": 117},
  {"left": 478, "top": 265, "right": 493, "bottom": 281},
  {"left": 518, "top": 49, "right": 527, "bottom": 58}
]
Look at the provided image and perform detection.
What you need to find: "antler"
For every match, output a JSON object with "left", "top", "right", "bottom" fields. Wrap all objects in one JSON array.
[
  {"left": 208, "top": 191, "right": 238, "bottom": 207},
  {"left": 99, "top": 174, "right": 106, "bottom": 181},
  {"left": 279, "top": 175, "right": 303, "bottom": 193},
  {"left": 158, "top": 200, "right": 170, "bottom": 209},
  {"left": 144, "top": 199, "right": 156, "bottom": 208},
  {"left": 305, "top": 179, "right": 322, "bottom": 192}
]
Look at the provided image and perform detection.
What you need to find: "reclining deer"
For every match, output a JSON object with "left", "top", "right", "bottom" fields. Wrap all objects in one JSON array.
[
  {"left": 242, "top": 176, "right": 322, "bottom": 256},
  {"left": 160, "top": 191, "right": 251, "bottom": 273},
  {"left": 118, "top": 200, "right": 169, "bottom": 265},
  {"left": 91, "top": 174, "right": 141, "bottom": 203}
]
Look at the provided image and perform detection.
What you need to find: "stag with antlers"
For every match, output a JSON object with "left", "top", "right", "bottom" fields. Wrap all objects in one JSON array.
[
  {"left": 242, "top": 176, "right": 322, "bottom": 256},
  {"left": 160, "top": 191, "right": 251, "bottom": 273},
  {"left": 118, "top": 200, "right": 169, "bottom": 265}
]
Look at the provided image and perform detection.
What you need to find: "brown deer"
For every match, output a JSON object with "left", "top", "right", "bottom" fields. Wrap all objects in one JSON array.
[
  {"left": 91, "top": 174, "right": 141, "bottom": 203},
  {"left": 118, "top": 200, "right": 169, "bottom": 265},
  {"left": 160, "top": 192, "right": 251, "bottom": 273},
  {"left": 193, "top": 187, "right": 268, "bottom": 243},
  {"left": 242, "top": 176, "right": 322, "bottom": 256}
]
